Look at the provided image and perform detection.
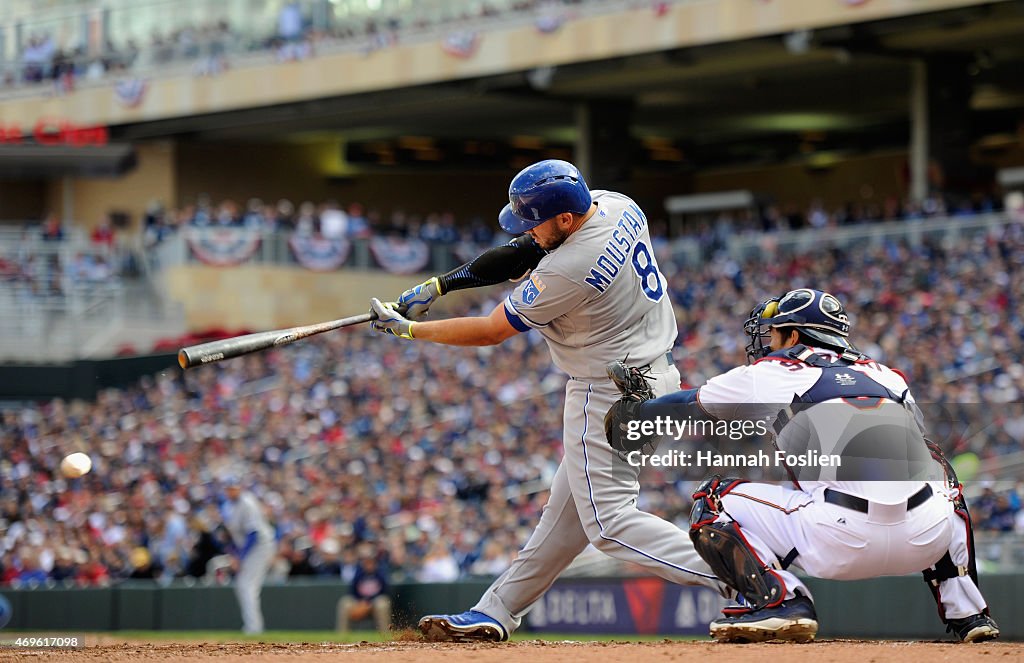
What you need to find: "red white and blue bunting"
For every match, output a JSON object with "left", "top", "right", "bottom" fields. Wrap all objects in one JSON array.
[
  {"left": 289, "top": 235, "right": 352, "bottom": 272},
  {"left": 535, "top": 12, "right": 566, "bottom": 34},
  {"left": 113, "top": 77, "right": 147, "bottom": 108},
  {"left": 441, "top": 31, "right": 479, "bottom": 59},
  {"left": 369, "top": 237, "right": 430, "bottom": 275},
  {"left": 186, "top": 228, "right": 261, "bottom": 267}
]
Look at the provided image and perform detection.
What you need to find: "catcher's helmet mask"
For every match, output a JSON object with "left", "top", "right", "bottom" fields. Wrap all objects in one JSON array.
[
  {"left": 498, "top": 160, "right": 593, "bottom": 234},
  {"left": 744, "top": 288, "right": 856, "bottom": 362}
]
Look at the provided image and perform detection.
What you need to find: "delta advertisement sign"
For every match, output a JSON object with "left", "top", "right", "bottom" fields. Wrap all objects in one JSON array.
[{"left": 526, "top": 577, "right": 729, "bottom": 635}]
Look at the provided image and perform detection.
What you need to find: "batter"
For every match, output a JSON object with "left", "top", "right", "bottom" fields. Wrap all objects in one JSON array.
[{"left": 369, "top": 159, "right": 729, "bottom": 641}]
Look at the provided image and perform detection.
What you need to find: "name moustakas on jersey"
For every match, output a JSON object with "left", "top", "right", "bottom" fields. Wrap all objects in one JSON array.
[{"left": 583, "top": 203, "right": 649, "bottom": 293}]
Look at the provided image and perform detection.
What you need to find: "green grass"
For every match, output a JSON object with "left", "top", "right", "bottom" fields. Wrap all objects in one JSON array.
[{"left": 83, "top": 630, "right": 698, "bottom": 644}]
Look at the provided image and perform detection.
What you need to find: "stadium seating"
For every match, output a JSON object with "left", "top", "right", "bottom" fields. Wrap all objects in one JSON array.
[{"left": 2, "top": 217, "right": 1023, "bottom": 587}]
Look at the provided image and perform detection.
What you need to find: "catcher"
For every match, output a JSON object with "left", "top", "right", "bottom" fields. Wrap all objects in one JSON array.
[{"left": 605, "top": 288, "right": 999, "bottom": 643}]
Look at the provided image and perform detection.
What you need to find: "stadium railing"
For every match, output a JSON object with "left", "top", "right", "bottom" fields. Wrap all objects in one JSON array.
[
  {"left": 665, "top": 211, "right": 1013, "bottom": 266},
  {"left": 151, "top": 211, "right": 1015, "bottom": 273},
  {"left": 0, "top": 227, "right": 129, "bottom": 361}
]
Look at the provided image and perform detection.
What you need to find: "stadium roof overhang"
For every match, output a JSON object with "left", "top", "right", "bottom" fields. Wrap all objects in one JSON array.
[
  {"left": 0, "top": 144, "right": 137, "bottom": 178},
  {"left": 109, "top": 1, "right": 1024, "bottom": 173}
]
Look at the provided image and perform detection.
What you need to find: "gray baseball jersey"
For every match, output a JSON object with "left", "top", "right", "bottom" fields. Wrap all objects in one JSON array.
[
  {"left": 225, "top": 492, "right": 275, "bottom": 547},
  {"left": 502, "top": 191, "right": 677, "bottom": 379},
  {"left": 474, "top": 190, "right": 727, "bottom": 636}
]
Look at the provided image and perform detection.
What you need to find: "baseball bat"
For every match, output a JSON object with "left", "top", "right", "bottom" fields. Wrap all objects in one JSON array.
[{"left": 178, "top": 311, "right": 376, "bottom": 369}]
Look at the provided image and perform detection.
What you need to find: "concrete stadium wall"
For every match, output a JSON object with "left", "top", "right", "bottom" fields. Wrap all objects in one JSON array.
[
  {"left": 163, "top": 265, "right": 456, "bottom": 332},
  {"left": 1, "top": 575, "right": 1021, "bottom": 639},
  {"left": 44, "top": 142, "right": 177, "bottom": 232}
]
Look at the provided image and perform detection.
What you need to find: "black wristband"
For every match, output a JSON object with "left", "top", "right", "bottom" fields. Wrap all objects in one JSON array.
[{"left": 438, "top": 235, "right": 546, "bottom": 293}]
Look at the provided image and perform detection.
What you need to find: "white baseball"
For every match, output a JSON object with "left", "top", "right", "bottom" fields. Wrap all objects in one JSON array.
[{"left": 60, "top": 452, "right": 92, "bottom": 478}]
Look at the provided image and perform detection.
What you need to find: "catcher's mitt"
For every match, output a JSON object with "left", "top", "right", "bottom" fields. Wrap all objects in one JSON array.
[{"left": 604, "top": 361, "right": 655, "bottom": 454}]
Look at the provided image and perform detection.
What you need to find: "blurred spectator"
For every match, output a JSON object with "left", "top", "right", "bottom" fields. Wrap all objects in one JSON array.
[
  {"left": 287, "top": 540, "right": 317, "bottom": 577},
  {"left": 127, "top": 547, "right": 161, "bottom": 580},
  {"left": 243, "top": 199, "right": 265, "bottom": 229},
  {"left": 315, "top": 538, "right": 343, "bottom": 576},
  {"left": 215, "top": 200, "right": 242, "bottom": 226},
  {"left": 40, "top": 213, "right": 64, "bottom": 242},
  {"left": 184, "top": 515, "right": 223, "bottom": 579},
  {"left": 418, "top": 541, "right": 460, "bottom": 582},
  {"left": 275, "top": 199, "right": 296, "bottom": 230},
  {"left": 91, "top": 216, "right": 116, "bottom": 247},
  {"left": 319, "top": 201, "right": 349, "bottom": 239},
  {"left": 278, "top": 1, "right": 304, "bottom": 42},
  {"left": 294, "top": 201, "right": 319, "bottom": 235},
  {"left": 347, "top": 203, "right": 371, "bottom": 238}
]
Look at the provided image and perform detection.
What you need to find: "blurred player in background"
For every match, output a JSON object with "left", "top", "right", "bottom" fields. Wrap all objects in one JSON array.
[
  {"left": 222, "top": 477, "right": 276, "bottom": 635},
  {"left": 369, "top": 159, "right": 729, "bottom": 642}
]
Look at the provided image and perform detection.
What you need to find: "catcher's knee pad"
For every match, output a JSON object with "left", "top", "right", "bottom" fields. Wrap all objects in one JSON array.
[
  {"left": 689, "top": 520, "right": 787, "bottom": 610},
  {"left": 689, "top": 476, "right": 784, "bottom": 610}
]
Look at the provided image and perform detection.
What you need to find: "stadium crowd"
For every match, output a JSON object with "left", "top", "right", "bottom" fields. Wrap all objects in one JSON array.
[
  {"left": 3, "top": 0, "right": 594, "bottom": 92},
  {"left": 2, "top": 221, "right": 1024, "bottom": 588},
  {"left": 143, "top": 188, "right": 1001, "bottom": 244}
]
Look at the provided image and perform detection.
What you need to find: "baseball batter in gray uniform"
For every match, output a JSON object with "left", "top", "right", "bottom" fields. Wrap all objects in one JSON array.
[
  {"left": 223, "top": 480, "right": 276, "bottom": 634},
  {"left": 370, "top": 160, "right": 727, "bottom": 642}
]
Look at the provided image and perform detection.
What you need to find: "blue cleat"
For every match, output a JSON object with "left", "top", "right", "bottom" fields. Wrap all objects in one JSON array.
[{"left": 418, "top": 610, "right": 509, "bottom": 642}]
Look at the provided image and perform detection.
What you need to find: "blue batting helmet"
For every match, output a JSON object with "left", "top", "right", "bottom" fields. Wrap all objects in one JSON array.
[
  {"left": 744, "top": 288, "right": 856, "bottom": 361},
  {"left": 498, "top": 160, "right": 592, "bottom": 234}
]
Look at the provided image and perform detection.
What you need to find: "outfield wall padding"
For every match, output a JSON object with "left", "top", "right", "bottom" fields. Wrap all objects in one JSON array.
[{"left": 0, "top": 575, "right": 1020, "bottom": 639}]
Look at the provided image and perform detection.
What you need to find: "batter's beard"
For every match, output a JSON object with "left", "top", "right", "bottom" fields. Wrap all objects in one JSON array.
[{"left": 538, "top": 226, "right": 571, "bottom": 251}]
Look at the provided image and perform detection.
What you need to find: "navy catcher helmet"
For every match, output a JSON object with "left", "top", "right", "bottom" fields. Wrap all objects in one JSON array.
[
  {"left": 744, "top": 288, "right": 855, "bottom": 361},
  {"left": 498, "top": 159, "right": 592, "bottom": 234}
]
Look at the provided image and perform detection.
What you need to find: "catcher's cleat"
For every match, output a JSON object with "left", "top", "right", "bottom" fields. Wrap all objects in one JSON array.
[
  {"left": 418, "top": 610, "right": 509, "bottom": 642},
  {"left": 947, "top": 613, "right": 1000, "bottom": 643},
  {"left": 709, "top": 594, "right": 818, "bottom": 643},
  {"left": 606, "top": 360, "right": 654, "bottom": 401}
]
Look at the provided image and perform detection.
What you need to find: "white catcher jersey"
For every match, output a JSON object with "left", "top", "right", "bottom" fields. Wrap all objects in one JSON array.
[
  {"left": 503, "top": 191, "right": 677, "bottom": 379},
  {"left": 697, "top": 347, "right": 932, "bottom": 504}
]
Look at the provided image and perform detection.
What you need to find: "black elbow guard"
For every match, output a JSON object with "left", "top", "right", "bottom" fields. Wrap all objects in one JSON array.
[{"left": 439, "top": 235, "right": 546, "bottom": 292}]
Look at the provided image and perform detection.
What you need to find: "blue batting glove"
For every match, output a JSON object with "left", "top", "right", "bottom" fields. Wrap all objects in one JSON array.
[
  {"left": 396, "top": 277, "right": 443, "bottom": 320},
  {"left": 370, "top": 298, "right": 415, "bottom": 339}
]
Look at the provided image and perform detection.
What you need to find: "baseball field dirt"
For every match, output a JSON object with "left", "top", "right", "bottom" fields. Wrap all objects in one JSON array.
[{"left": 0, "top": 639, "right": 1019, "bottom": 662}]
